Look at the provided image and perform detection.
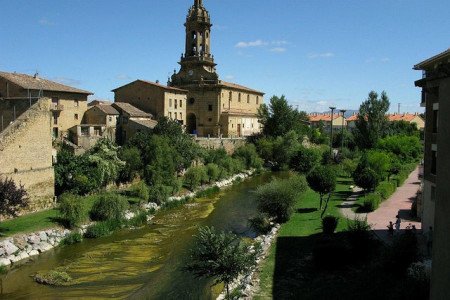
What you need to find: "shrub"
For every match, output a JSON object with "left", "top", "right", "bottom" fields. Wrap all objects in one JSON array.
[
  {"left": 118, "top": 146, "right": 142, "bottom": 182},
  {"left": 232, "top": 144, "right": 263, "bottom": 170},
  {"left": 346, "top": 218, "right": 374, "bottom": 260},
  {"left": 206, "top": 163, "right": 220, "bottom": 183},
  {"left": 382, "top": 231, "right": 419, "bottom": 275},
  {"left": 353, "top": 167, "right": 379, "bottom": 192},
  {"left": 195, "top": 186, "right": 220, "bottom": 198},
  {"left": 376, "top": 181, "right": 396, "bottom": 199},
  {"left": 290, "top": 146, "right": 321, "bottom": 174},
  {"left": 61, "top": 232, "right": 83, "bottom": 245},
  {"left": 34, "top": 270, "right": 72, "bottom": 286},
  {"left": 256, "top": 175, "right": 307, "bottom": 222},
  {"left": 89, "top": 193, "right": 129, "bottom": 221},
  {"left": 361, "top": 193, "right": 382, "bottom": 212},
  {"left": 0, "top": 177, "right": 28, "bottom": 217},
  {"left": 248, "top": 214, "right": 272, "bottom": 235},
  {"left": 84, "top": 220, "right": 122, "bottom": 238},
  {"left": 341, "top": 158, "right": 358, "bottom": 177},
  {"left": 59, "top": 193, "right": 87, "bottom": 228},
  {"left": 183, "top": 166, "right": 209, "bottom": 190},
  {"left": 322, "top": 215, "right": 339, "bottom": 234},
  {"left": 148, "top": 184, "right": 172, "bottom": 204},
  {"left": 127, "top": 210, "right": 148, "bottom": 227},
  {"left": 129, "top": 181, "right": 150, "bottom": 201},
  {"left": 313, "top": 236, "right": 350, "bottom": 269}
]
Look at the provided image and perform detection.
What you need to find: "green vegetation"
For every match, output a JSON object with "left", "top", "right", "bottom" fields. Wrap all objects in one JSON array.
[
  {"left": 89, "top": 193, "right": 129, "bottom": 222},
  {"left": 255, "top": 175, "right": 308, "bottom": 223},
  {"left": 0, "top": 177, "right": 28, "bottom": 217},
  {"left": 185, "top": 226, "right": 260, "bottom": 299},
  {"left": 84, "top": 220, "right": 122, "bottom": 238},
  {"left": 58, "top": 193, "right": 88, "bottom": 228},
  {"left": 306, "top": 165, "right": 337, "bottom": 217},
  {"left": 61, "top": 232, "right": 83, "bottom": 245},
  {"left": 183, "top": 166, "right": 209, "bottom": 190},
  {"left": 34, "top": 269, "right": 73, "bottom": 286},
  {"left": 0, "top": 209, "right": 59, "bottom": 237}
]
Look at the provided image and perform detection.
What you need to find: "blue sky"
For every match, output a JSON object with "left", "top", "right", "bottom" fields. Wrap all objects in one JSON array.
[{"left": 0, "top": 0, "right": 448, "bottom": 113}]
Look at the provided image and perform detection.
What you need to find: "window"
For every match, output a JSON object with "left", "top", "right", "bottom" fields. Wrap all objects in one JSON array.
[
  {"left": 94, "top": 126, "right": 101, "bottom": 136},
  {"left": 75, "top": 100, "right": 79, "bottom": 107},
  {"left": 431, "top": 150, "right": 437, "bottom": 175},
  {"left": 180, "top": 113, "right": 182, "bottom": 120},
  {"left": 433, "top": 109, "right": 438, "bottom": 133},
  {"left": 247, "top": 95, "right": 250, "bottom": 103},
  {"left": 52, "top": 128, "right": 58, "bottom": 139},
  {"left": 53, "top": 112, "right": 58, "bottom": 125},
  {"left": 256, "top": 96, "right": 259, "bottom": 105},
  {"left": 229, "top": 91, "right": 232, "bottom": 101},
  {"left": 179, "top": 99, "right": 182, "bottom": 108},
  {"left": 109, "top": 116, "right": 112, "bottom": 122},
  {"left": 169, "top": 99, "right": 172, "bottom": 107},
  {"left": 81, "top": 127, "right": 89, "bottom": 136},
  {"left": 52, "top": 97, "right": 59, "bottom": 105},
  {"left": 208, "top": 104, "right": 213, "bottom": 111},
  {"left": 74, "top": 113, "right": 79, "bottom": 120},
  {"left": 189, "top": 98, "right": 195, "bottom": 105},
  {"left": 175, "top": 112, "right": 178, "bottom": 120},
  {"left": 208, "top": 117, "right": 212, "bottom": 122},
  {"left": 175, "top": 99, "right": 178, "bottom": 109},
  {"left": 238, "top": 93, "right": 241, "bottom": 102},
  {"left": 169, "top": 112, "right": 172, "bottom": 119}
]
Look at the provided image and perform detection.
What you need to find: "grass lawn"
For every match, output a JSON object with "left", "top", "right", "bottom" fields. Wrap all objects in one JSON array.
[
  {"left": 254, "top": 177, "right": 353, "bottom": 299},
  {"left": 0, "top": 192, "right": 140, "bottom": 238}
]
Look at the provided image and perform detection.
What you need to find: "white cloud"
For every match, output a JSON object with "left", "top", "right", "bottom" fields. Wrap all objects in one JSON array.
[
  {"left": 38, "top": 18, "right": 55, "bottom": 26},
  {"left": 270, "top": 47, "right": 286, "bottom": 53},
  {"left": 271, "top": 40, "right": 288, "bottom": 46},
  {"left": 308, "top": 52, "right": 335, "bottom": 59},
  {"left": 235, "top": 39, "right": 268, "bottom": 48}
]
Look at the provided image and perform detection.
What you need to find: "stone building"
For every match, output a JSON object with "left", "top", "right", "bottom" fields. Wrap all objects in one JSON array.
[
  {"left": 414, "top": 48, "right": 450, "bottom": 300},
  {"left": 0, "top": 71, "right": 92, "bottom": 139},
  {"left": 112, "top": 80, "right": 188, "bottom": 126},
  {"left": 0, "top": 98, "right": 55, "bottom": 212},
  {"left": 169, "top": 0, "right": 264, "bottom": 137},
  {"left": 112, "top": 102, "right": 157, "bottom": 143}
]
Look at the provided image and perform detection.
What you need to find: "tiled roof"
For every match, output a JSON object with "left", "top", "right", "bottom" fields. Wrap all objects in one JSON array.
[
  {"left": 112, "top": 80, "right": 188, "bottom": 93},
  {"left": 129, "top": 118, "right": 158, "bottom": 129},
  {"left": 88, "top": 100, "right": 111, "bottom": 106},
  {"left": 387, "top": 113, "right": 422, "bottom": 122},
  {"left": 219, "top": 81, "right": 265, "bottom": 95},
  {"left": 0, "top": 71, "right": 92, "bottom": 95},
  {"left": 308, "top": 114, "right": 341, "bottom": 122},
  {"left": 112, "top": 102, "right": 153, "bottom": 118},
  {"left": 95, "top": 104, "right": 119, "bottom": 115},
  {"left": 346, "top": 114, "right": 359, "bottom": 121}
]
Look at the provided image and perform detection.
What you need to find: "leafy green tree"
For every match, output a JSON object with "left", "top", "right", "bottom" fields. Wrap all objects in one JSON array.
[
  {"left": 386, "top": 120, "right": 420, "bottom": 137},
  {"left": 290, "top": 146, "right": 321, "bottom": 174},
  {"left": 271, "top": 131, "right": 302, "bottom": 170},
  {"left": 306, "top": 166, "right": 337, "bottom": 218},
  {"left": 353, "top": 167, "right": 379, "bottom": 192},
  {"left": 58, "top": 193, "right": 87, "bottom": 228},
  {"left": 257, "top": 95, "right": 309, "bottom": 137},
  {"left": 366, "top": 150, "right": 392, "bottom": 181},
  {"left": 206, "top": 163, "right": 220, "bottom": 183},
  {"left": 183, "top": 166, "right": 209, "bottom": 190},
  {"left": 232, "top": 144, "right": 263, "bottom": 170},
  {"left": 354, "top": 91, "right": 390, "bottom": 149},
  {"left": 119, "top": 147, "right": 143, "bottom": 182},
  {"left": 0, "top": 177, "right": 28, "bottom": 217},
  {"left": 185, "top": 226, "right": 259, "bottom": 299},
  {"left": 87, "top": 139, "right": 125, "bottom": 186},
  {"left": 377, "top": 135, "right": 422, "bottom": 163}
]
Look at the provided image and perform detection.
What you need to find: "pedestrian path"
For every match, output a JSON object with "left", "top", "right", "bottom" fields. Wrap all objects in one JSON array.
[{"left": 339, "top": 167, "right": 421, "bottom": 243}]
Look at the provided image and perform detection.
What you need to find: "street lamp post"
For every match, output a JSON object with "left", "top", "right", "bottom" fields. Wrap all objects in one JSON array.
[
  {"left": 340, "top": 109, "right": 347, "bottom": 150},
  {"left": 329, "top": 106, "right": 336, "bottom": 158}
]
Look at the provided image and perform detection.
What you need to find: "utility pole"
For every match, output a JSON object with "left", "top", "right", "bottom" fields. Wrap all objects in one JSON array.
[
  {"left": 340, "top": 109, "right": 347, "bottom": 150},
  {"left": 398, "top": 103, "right": 401, "bottom": 114},
  {"left": 329, "top": 106, "right": 336, "bottom": 158}
]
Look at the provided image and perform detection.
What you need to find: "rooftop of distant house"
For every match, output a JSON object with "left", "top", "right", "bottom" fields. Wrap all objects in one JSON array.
[
  {"left": 112, "top": 80, "right": 189, "bottom": 93},
  {"left": 346, "top": 113, "right": 423, "bottom": 122},
  {"left": 0, "top": 71, "right": 93, "bottom": 95},
  {"left": 308, "top": 113, "right": 342, "bottom": 122},
  {"left": 91, "top": 104, "right": 119, "bottom": 115},
  {"left": 112, "top": 102, "right": 153, "bottom": 118}
]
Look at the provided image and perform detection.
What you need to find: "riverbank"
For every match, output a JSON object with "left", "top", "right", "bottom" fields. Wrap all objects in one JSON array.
[{"left": 0, "top": 170, "right": 256, "bottom": 269}]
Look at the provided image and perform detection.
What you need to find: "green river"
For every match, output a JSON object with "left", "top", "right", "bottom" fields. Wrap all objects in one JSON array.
[{"left": 0, "top": 172, "right": 279, "bottom": 299}]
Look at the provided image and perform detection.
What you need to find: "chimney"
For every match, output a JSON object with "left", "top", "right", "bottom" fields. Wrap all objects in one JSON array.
[{"left": 33, "top": 72, "right": 39, "bottom": 79}]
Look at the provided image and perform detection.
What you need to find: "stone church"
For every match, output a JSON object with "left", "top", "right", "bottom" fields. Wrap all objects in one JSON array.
[{"left": 169, "top": 0, "right": 264, "bottom": 137}]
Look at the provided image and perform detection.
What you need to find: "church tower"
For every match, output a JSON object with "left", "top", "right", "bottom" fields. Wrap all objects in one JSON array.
[{"left": 170, "top": 0, "right": 219, "bottom": 86}]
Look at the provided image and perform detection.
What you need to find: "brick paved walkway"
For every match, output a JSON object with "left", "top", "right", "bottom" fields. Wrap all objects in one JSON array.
[{"left": 339, "top": 167, "right": 421, "bottom": 243}]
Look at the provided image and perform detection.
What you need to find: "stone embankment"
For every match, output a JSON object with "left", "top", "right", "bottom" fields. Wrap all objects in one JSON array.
[
  {"left": 217, "top": 224, "right": 281, "bottom": 300},
  {"left": 0, "top": 171, "right": 254, "bottom": 268}
]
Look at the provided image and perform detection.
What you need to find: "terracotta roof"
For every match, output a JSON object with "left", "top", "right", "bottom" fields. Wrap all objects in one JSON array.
[
  {"left": 112, "top": 102, "right": 153, "bottom": 118},
  {"left": 94, "top": 104, "right": 119, "bottom": 115},
  {"left": 346, "top": 114, "right": 359, "bottom": 121},
  {"left": 414, "top": 48, "right": 450, "bottom": 70},
  {"left": 387, "top": 113, "right": 422, "bottom": 122},
  {"left": 112, "top": 80, "right": 188, "bottom": 93},
  {"left": 129, "top": 118, "right": 158, "bottom": 129},
  {"left": 308, "top": 113, "right": 341, "bottom": 122},
  {"left": 0, "top": 71, "right": 92, "bottom": 95},
  {"left": 219, "top": 81, "right": 265, "bottom": 95}
]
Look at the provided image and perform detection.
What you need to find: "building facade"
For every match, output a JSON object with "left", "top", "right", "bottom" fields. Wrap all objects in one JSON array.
[
  {"left": 112, "top": 102, "right": 157, "bottom": 143},
  {"left": 169, "top": 0, "right": 264, "bottom": 137},
  {"left": 112, "top": 80, "right": 188, "bottom": 125},
  {"left": 414, "top": 48, "right": 450, "bottom": 300},
  {"left": 308, "top": 113, "right": 347, "bottom": 132},
  {"left": 0, "top": 71, "right": 92, "bottom": 139}
]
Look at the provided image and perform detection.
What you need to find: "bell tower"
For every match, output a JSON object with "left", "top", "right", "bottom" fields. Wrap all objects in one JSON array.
[{"left": 170, "top": 0, "right": 219, "bottom": 87}]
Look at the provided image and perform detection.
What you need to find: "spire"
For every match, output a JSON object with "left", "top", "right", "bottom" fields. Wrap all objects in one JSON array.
[{"left": 194, "top": 0, "right": 202, "bottom": 7}]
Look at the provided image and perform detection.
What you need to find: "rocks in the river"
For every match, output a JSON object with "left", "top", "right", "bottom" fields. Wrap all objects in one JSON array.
[
  {"left": 2, "top": 241, "right": 19, "bottom": 256},
  {"left": 0, "top": 258, "right": 11, "bottom": 266}
]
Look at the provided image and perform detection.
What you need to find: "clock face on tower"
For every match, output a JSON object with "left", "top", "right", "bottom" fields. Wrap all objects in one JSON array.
[{"left": 188, "top": 70, "right": 194, "bottom": 76}]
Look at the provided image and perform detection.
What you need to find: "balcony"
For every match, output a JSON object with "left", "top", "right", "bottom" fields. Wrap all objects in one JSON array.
[{"left": 51, "top": 103, "right": 64, "bottom": 111}]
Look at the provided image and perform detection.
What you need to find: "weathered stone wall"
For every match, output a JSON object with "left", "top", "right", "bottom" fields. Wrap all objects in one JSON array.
[
  {"left": 0, "top": 98, "right": 55, "bottom": 212},
  {"left": 195, "top": 137, "right": 246, "bottom": 154}
]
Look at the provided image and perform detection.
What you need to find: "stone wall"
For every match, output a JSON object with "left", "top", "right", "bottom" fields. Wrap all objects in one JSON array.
[
  {"left": 195, "top": 137, "right": 246, "bottom": 154},
  {"left": 0, "top": 98, "right": 55, "bottom": 213}
]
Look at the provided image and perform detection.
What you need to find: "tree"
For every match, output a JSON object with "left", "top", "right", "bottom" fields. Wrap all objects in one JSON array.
[
  {"left": 257, "top": 95, "right": 309, "bottom": 137},
  {"left": 0, "top": 177, "right": 28, "bottom": 216},
  {"left": 290, "top": 146, "right": 321, "bottom": 174},
  {"left": 353, "top": 167, "right": 379, "bottom": 192},
  {"left": 87, "top": 139, "right": 125, "bottom": 186},
  {"left": 354, "top": 91, "right": 390, "bottom": 149},
  {"left": 185, "top": 226, "right": 259, "bottom": 299},
  {"left": 366, "top": 150, "right": 391, "bottom": 181},
  {"left": 306, "top": 166, "right": 337, "bottom": 218},
  {"left": 119, "top": 147, "right": 143, "bottom": 182}
]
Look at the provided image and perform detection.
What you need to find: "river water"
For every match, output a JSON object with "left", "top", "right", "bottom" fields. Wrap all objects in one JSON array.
[{"left": 0, "top": 172, "right": 279, "bottom": 300}]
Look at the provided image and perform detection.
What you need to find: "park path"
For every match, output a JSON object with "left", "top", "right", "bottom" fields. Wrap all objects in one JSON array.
[{"left": 340, "top": 167, "right": 421, "bottom": 242}]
